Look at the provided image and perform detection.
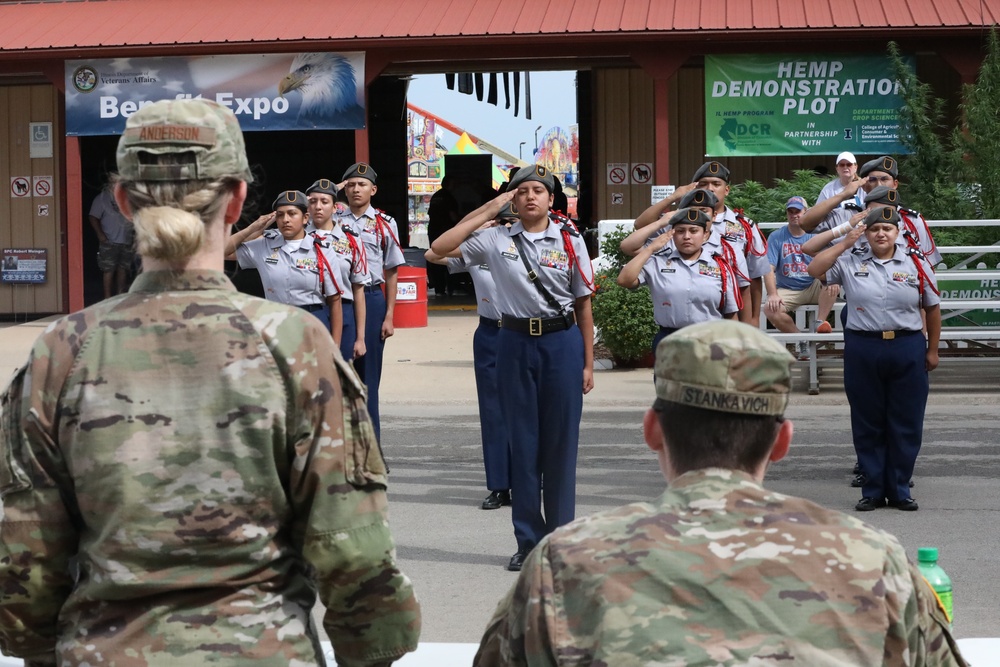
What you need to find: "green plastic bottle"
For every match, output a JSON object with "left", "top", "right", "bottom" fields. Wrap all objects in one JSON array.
[{"left": 917, "top": 547, "right": 953, "bottom": 625}]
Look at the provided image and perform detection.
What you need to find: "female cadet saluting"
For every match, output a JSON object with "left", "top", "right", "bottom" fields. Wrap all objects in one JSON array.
[
  {"left": 808, "top": 207, "right": 941, "bottom": 512},
  {"left": 617, "top": 208, "right": 741, "bottom": 354},
  {"left": 431, "top": 165, "right": 595, "bottom": 572},
  {"left": 225, "top": 190, "right": 342, "bottom": 344},
  {"left": 306, "top": 178, "right": 368, "bottom": 361}
]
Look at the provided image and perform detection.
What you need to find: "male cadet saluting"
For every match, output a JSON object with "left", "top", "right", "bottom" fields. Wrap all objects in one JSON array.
[
  {"left": 338, "top": 162, "right": 406, "bottom": 443},
  {"left": 475, "top": 320, "right": 966, "bottom": 667}
]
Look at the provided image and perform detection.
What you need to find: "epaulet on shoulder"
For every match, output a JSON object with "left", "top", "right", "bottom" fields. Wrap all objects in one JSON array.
[
  {"left": 900, "top": 206, "right": 921, "bottom": 217},
  {"left": 851, "top": 245, "right": 867, "bottom": 255},
  {"left": 375, "top": 208, "right": 394, "bottom": 221},
  {"left": 906, "top": 246, "right": 927, "bottom": 260},
  {"left": 311, "top": 233, "right": 330, "bottom": 247},
  {"left": 549, "top": 211, "right": 580, "bottom": 236},
  {"left": 263, "top": 229, "right": 280, "bottom": 239},
  {"left": 344, "top": 226, "right": 360, "bottom": 237}
]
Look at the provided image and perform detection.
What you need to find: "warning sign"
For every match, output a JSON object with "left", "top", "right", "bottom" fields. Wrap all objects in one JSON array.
[
  {"left": 33, "top": 176, "right": 52, "bottom": 198},
  {"left": 607, "top": 162, "right": 628, "bottom": 185},
  {"left": 11, "top": 177, "right": 30, "bottom": 198},
  {"left": 631, "top": 163, "right": 653, "bottom": 184},
  {"left": 611, "top": 192, "right": 624, "bottom": 205}
]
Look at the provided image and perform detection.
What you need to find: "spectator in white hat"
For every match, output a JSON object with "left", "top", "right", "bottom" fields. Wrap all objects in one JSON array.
[{"left": 800, "top": 151, "right": 863, "bottom": 233}]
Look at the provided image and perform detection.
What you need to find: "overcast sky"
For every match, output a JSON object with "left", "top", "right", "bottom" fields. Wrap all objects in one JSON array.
[{"left": 405, "top": 70, "right": 577, "bottom": 164}]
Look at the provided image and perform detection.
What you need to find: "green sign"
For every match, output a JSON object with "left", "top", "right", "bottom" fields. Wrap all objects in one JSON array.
[
  {"left": 938, "top": 278, "right": 1000, "bottom": 327},
  {"left": 705, "top": 54, "right": 910, "bottom": 157}
]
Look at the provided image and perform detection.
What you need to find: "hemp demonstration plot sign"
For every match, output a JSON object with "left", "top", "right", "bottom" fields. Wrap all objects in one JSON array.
[{"left": 704, "top": 54, "right": 910, "bottom": 157}]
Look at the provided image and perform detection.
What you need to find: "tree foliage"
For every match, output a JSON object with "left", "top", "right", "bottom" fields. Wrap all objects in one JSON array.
[
  {"left": 591, "top": 227, "right": 658, "bottom": 362},
  {"left": 727, "top": 169, "right": 831, "bottom": 223}
]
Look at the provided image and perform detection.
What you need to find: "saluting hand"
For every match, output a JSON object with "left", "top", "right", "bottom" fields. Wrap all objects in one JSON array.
[
  {"left": 843, "top": 223, "right": 866, "bottom": 247},
  {"left": 649, "top": 228, "right": 674, "bottom": 251}
]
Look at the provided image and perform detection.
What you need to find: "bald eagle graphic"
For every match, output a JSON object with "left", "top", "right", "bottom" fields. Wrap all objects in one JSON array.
[{"left": 278, "top": 53, "right": 365, "bottom": 127}]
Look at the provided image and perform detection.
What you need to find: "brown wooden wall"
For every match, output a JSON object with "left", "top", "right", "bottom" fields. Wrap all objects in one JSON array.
[{"left": 1, "top": 84, "right": 62, "bottom": 316}]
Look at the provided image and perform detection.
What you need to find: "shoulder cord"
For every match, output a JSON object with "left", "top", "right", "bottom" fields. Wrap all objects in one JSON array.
[
  {"left": 907, "top": 248, "right": 940, "bottom": 301},
  {"left": 900, "top": 209, "right": 937, "bottom": 255},
  {"left": 735, "top": 210, "right": 768, "bottom": 257},
  {"left": 345, "top": 231, "right": 369, "bottom": 275},
  {"left": 311, "top": 234, "right": 341, "bottom": 298},
  {"left": 713, "top": 254, "right": 744, "bottom": 312},
  {"left": 511, "top": 233, "right": 570, "bottom": 315},
  {"left": 547, "top": 211, "right": 596, "bottom": 291},
  {"left": 374, "top": 209, "right": 401, "bottom": 254},
  {"left": 719, "top": 238, "right": 750, "bottom": 284}
]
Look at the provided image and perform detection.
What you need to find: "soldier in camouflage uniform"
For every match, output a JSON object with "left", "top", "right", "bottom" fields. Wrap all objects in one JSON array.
[
  {"left": 0, "top": 99, "right": 420, "bottom": 667},
  {"left": 475, "top": 320, "right": 965, "bottom": 666}
]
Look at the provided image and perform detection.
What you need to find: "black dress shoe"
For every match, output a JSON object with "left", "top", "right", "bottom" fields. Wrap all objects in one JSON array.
[
  {"left": 507, "top": 551, "right": 527, "bottom": 571},
  {"left": 481, "top": 490, "right": 511, "bottom": 510},
  {"left": 855, "top": 497, "right": 887, "bottom": 512},
  {"left": 851, "top": 473, "right": 868, "bottom": 488},
  {"left": 890, "top": 498, "right": 919, "bottom": 511},
  {"left": 853, "top": 462, "right": 862, "bottom": 475},
  {"left": 909, "top": 478, "right": 915, "bottom": 488}
]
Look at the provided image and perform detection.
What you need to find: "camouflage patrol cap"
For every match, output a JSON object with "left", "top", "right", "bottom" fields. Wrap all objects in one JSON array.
[
  {"left": 864, "top": 186, "right": 900, "bottom": 208},
  {"left": 272, "top": 190, "right": 309, "bottom": 212},
  {"left": 116, "top": 99, "right": 253, "bottom": 183},
  {"left": 306, "top": 178, "right": 339, "bottom": 197},
  {"left": 863, "top": 206, "right": 901, "bottom": 227},
  {"left": 342, "top": 162, "right": 377, "bottom": 183},
  {"left": 678, "top": 188, "right": 719, "bottom": 210},
  {"left": 859, "top": 155, "right": 898, "bottom": 179},
  {"left": 668, "top": 208, "right": 711, "bottom": 229},
  {"left": 692, "top": 161, "right": 730, "bottom": 183},
  {"left": 508, "top": 164, "right": 555, "bottom": 193},
  {"left": 655, "top": 320, "right": 794, "bottom": 416}
]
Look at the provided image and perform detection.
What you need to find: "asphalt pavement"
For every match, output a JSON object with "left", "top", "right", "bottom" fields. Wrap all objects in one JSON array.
[{"left": 2, "top": 308, "right": 999, "bottom": 655}]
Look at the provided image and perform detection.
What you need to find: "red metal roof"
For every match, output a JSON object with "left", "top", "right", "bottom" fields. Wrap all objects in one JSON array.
[{"left": 1, "top": 0, "right": 999, "bottom": 53}]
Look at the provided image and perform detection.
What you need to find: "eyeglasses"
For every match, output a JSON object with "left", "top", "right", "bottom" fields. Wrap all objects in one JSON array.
[
  {"left": 836, "top": 162, "right": 854, "bottom": 168},
  {"left": 866, "top": 176, "right": 893, "bottom": 184}
]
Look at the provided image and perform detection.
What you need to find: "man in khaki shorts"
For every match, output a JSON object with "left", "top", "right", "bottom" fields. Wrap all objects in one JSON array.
[{"left": 764, "top": 196, "right": 837, "bottom": 357}]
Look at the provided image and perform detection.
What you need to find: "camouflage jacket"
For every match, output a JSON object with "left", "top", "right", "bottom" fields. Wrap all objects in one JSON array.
[
  {"left": 0, "top": 270, "right": 420, "bottom": 666},
  {"left": 476, "top": 468, "right": 965, "bottom": 667}
]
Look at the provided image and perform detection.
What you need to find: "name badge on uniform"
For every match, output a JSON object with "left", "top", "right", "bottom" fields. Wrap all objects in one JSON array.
[
  {"left": 660, "top": 259, "right": 676, "bottom": 273},
  {"left": 478, "top": 263, "right": 490, "bottom": 271},
  {"left": 539, "top": 249, "right": 569, "bottom": 271},
  {"left": 854, "top": 261, "right": 870, "bottom": 277},
  {"left": 501, "top": 240, "right": 519, "bottom": 261},
  {"left": 265, "top": 257, "right": 279, "bottom": 264}
]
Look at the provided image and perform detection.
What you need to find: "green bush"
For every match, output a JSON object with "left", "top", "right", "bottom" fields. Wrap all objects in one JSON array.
[
  {"left": 591, "top": 227, "right": 658, "bottom": 362},
  {"left": 727, "top": 169, "right": 831, "bottom": 224}
]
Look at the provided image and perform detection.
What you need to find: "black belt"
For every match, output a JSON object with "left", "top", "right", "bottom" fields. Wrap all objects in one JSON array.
[
  {"left": 364, "top": 284, "right": 383, "bottom": 293},
  {"left": 500, "top": 312, "right": 575, "bottom": 336},
  {"left": 847, "top": 329, "right": 921, "bottom": 340},
  {"left": 299, "top": 303, "right": 325, "bottom": 313},
  {"left": 480, "top": 315, "right": 501, "bottom": 328}
]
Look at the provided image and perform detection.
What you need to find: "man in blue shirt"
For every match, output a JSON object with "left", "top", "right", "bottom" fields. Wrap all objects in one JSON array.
[{"left": 764, "top": 197, "right": 837, "bottom": 351}]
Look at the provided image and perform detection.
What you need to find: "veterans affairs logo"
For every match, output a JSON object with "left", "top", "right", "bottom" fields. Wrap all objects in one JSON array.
[{"left": 73, "top": 66, "right": 98, "bottom": 93}]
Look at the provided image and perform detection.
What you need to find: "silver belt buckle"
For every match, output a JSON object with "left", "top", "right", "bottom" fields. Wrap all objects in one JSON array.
[
  {"left": 882, "top": 331, "right": 895, "bottom": 340},
  {"left": 529, "top": 317, "right": 543, "bottom": 336}
]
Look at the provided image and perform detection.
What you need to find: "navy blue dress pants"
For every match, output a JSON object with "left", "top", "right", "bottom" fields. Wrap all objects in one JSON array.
[
  {"left": 843, "top": 330, "right": 928, "bottom": 503},
  {"left": 353, "top": 287, "right": 386, "bottom": 443},
  {"left": 339, "top": 299, "right": 356, "bottom": 362},
  {"left": 474, "top": 317, "right": 511, "bottom": 491},
  {"left": 497, "top": 325, "right": 583, "bottom": 553}
]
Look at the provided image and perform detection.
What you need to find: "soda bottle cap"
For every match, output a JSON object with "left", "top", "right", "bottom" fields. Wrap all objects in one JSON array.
[{"left": 918, "top": 547, "right": 939, "bottom": 562}]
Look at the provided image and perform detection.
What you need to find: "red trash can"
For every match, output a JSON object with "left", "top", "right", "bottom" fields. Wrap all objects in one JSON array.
[{"left": 393, "top": 265, "right": 428, "bottom": 328}]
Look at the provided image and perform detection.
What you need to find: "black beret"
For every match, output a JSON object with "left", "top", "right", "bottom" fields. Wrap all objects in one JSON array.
[
  {"left": 863, "top": 205, "right": 900, "bottom": 227},
  {"left": 669, "top": 208, "right": 711, "bottom": 229},
  {"left": 306, "top": 178, "right": 338, "bottom": 197},
  {"left": 859, "top": 155, "right": 898, "bottom": 179},
  {"left": 865, "top": 186, "right": 900, "bottom": 207},
  {"left": 272, "top": 190, "right": 309, "bottom": 212},
  {"left": 678, "top": 188, "right": 719, "bottom": 210},
  {"left": 508, "top": 164, "right": 555, "bottom": 193},
  {"left": 692, "top": 161, "right": 730, "bottom": 183},
  {"left": 342, "top": 162, "right": 377, "bottom": 183}
]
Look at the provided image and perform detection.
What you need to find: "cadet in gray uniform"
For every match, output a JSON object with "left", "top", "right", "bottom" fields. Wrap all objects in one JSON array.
[
  {"left": 618, "top": 208, "right": 741, "bottom": 354},
  {"left": 225, "top": 190, "right": 342, "bottom": 342},
  {"left": 808, "top": 207, "right": 941, "bottom": 512},
  {"left": 432, "top": 165, "right": 595, "bottom": 572},
  {"left": 426, "top": 230, "right": 512, "bottom": 511},
  {"left": 307, "top": 178, "right": 369, "bottom": 361}
]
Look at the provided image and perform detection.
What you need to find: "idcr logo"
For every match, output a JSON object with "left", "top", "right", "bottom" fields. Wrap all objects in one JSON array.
[{"left": 719, "top": 118, "right": 771, "bottom": 150}]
